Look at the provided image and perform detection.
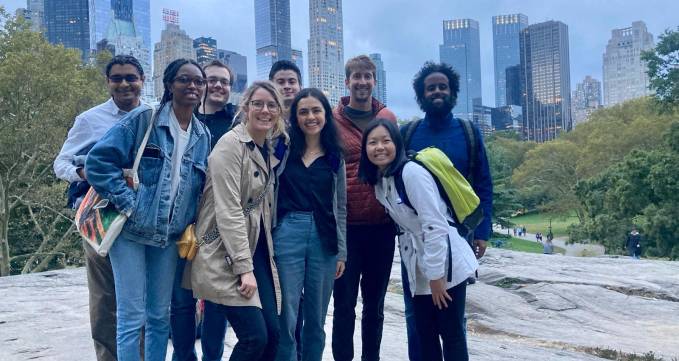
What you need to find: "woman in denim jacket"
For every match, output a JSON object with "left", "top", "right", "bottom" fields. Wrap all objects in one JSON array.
[{"left": 86, "top": 58, "right": 211, "bottom": 361}]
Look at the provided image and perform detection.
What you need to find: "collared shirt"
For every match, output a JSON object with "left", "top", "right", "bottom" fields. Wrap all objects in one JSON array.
[{"left": 53, "top": 98, "right": 135, "bottom": 183}]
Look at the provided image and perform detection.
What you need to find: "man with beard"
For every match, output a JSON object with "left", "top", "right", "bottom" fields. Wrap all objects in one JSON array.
[
  {"left": 54, "top": 55, "right": 146, "bottom": 361},
  {"left": 399, "top": 62, "right": 492, "bottom": 361},
  {"left": 332, "top": 55, "right": 397, "bottom": 361}
]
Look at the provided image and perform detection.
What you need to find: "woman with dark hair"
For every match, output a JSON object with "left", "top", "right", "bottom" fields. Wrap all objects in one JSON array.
[
  {"left": 85, "top": 58, "right": 211, "bottom": 361},
  {"left": 188, "top": 81, "right": 287, "bottom": 361},
  {"left": 358, "top": 119, "right": 478, "bottom": 361},
  {"left": 272, "top": 88, "right": 346, "bottom": 361}
]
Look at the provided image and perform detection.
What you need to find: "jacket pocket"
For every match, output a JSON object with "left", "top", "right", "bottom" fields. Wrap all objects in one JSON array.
[{"left": 139, "top": 147, "right": 164, "bottom": 185}]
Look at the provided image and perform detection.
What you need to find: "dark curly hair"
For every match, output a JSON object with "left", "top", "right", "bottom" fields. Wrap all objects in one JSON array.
[{"left": 412, "top": 62, "right": 460, "bottom": 112}]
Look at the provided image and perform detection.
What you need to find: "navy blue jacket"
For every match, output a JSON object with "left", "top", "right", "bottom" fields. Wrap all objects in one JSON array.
[{"left": 402, "top": 112, "right": 493, "bottom": 241}]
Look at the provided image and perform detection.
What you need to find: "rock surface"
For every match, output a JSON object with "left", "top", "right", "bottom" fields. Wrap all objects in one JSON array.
[{"left": 1, "top": 249, "right": 678, "bottom": 360}]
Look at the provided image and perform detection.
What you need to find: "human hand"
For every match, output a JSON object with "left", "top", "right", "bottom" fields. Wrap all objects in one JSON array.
[
  {"left": 430, "top": 277, "right": 452, "bottom": 310},
  {"left": 238, "top": 272, "right": 258, "bottom": 299},
  {"left": 335, "top": 261, "right": 346, "bottom": 279},
  {"left": 474, "top": 239, "right": 487, "bottom": 259}
]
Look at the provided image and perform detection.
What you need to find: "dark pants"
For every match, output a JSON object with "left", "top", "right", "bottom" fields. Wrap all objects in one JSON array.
[
  {"left": 401, "top": 262, "right": 421, "bottom": 361},
  {"left": 413, "top": 281, "right": 468, "bottom": 361},
  {"left": 83, "top": 240, "right": 118, "bottom": 361},
  {"left": 332, "top": 223, "right": 395, "bottom": 361},
  {"left": 209, "top": 232, "right": 279, "bottom": 361}
]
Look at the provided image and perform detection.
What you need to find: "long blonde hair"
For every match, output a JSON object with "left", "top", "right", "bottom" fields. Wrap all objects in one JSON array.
[{"left": 236, "top": 81, "right": 289, "bottom": 142}]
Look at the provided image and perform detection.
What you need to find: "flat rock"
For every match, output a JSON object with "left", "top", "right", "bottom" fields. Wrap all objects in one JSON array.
[{"left": 1, "top": 249, "right": 677, "bottom": 360}]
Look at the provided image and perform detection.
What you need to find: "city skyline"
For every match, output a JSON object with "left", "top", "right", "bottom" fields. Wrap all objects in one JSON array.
[{"left": 6, "top": 0, "right": 677, "bottom": 119}]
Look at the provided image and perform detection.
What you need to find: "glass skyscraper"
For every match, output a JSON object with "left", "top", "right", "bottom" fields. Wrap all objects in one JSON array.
[
  {"left": 369, "top": 53, "right": 387, "bottom": 105},
  {"left": 440, "top": 19, "right": 482, "bottom": 120},
  {"left": 308, "top": 0, "right": 344, "bottom": 106},
  {"left": 519, "top": 20, "right": 572, "bottom": 142},
  {"left": 492, "top": 13, "right": 528, "bottom": 107},
  {"left": 44, "top": 0, "right": 90, "bottom": 61},
  {"left": 254, "top": 0, "right": 292, "bottom": 80}
]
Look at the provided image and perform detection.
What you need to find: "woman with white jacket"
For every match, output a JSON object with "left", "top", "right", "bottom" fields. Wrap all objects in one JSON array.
[{"left": 357, "top": 119, "right": 478, "bottom": 361}]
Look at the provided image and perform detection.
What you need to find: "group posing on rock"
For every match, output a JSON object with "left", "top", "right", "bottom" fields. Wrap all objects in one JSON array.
[{"left": 55, "top": 54, "right": 493, "bottom": 361}]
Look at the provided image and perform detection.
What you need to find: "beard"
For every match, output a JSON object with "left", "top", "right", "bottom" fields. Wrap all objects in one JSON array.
[{"left": 422, "top": 95, "right": 456, "bottom": 118}]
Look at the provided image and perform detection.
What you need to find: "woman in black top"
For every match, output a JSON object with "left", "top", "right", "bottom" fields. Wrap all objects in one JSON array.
[{"left": 272, "top": 88, "right": 347, "bottom": 361}]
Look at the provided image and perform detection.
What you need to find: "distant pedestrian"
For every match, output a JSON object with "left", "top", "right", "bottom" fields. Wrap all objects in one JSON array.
[{"left": 626, "top": 226, "right": 642, "bottom": 259}]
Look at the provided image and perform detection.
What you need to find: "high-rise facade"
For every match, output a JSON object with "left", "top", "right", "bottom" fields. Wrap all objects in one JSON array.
[
  {"left": 292, "top": 49, "right": 304, "bottom": 86},
  {"left": 603, "top": 21, "right": 654, "bottom": 107},
  {"left": 369, "top": 53, "right": 387, "bottom": 105},
  {"left": 308, "top": 0, "right": 344, "bottom": 105},
  {"left": 44, "top": 0, "right": 90, "bottom": 61},
  {"left": 153, "top": 23, "right": 195, "bottom": 99},
  {"left": 217, "top": 49, "right": 248, "bottom": 94},
  {"left": 519, "top": 21, "right": 572, "bottom": 142},
  {"left": 254, "top": 0, "right": 292, "bottom": 80},
  {"left": 440, "top": 19, "right": 482, "bottom": 120},
  {"left": 194, "top": 37, "right": 218, "bottom": 66},
  {"left": 492, "top": 13, "right": 528, "bottom": 107},
  {"left": 572, "top": 75, "right": 602, "bottom": 126},
  {"left": 505, "top": 64, "right": 522, "bottom": 106},
  {"left": 17, "top": 1, "right": 46, "bottom": 33}
]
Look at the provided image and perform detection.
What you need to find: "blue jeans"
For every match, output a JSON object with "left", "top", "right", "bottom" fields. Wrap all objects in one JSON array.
[
  {"left": 273, "top": 212, "right": 337, "bottom": 361},
  {"left": 108, "top": 234, "right": 178, "bottom": 361}
]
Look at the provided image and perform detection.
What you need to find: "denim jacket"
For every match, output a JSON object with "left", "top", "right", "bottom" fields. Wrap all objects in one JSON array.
[{"left": 85, "top": 104, "right": 211, "bottom": 247}]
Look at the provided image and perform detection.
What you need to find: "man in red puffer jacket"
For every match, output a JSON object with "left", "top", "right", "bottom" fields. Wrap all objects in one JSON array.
[{"left": 331, "top": 54, "right": 398, "bottom": 361}]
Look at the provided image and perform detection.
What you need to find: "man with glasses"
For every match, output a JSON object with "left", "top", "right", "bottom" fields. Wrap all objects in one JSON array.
[
  {"left": 196, "top": 60, "right": 239, "bottom": 148},
  {"left": 54, "top": 55, "right": 145, "bottom": 361}
]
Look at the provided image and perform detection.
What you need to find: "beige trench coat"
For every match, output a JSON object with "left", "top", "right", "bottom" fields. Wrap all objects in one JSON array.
[{"left": 187, "top": 123, "right": 281, "bottom": 313}]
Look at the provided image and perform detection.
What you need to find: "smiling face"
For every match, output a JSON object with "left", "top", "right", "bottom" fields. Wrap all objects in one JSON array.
[
  {"left": 365, "top": 125, "right": 396, "bottom": 171},
  {"left": 170, "top": 63, "right": 206, "bottom": 108},
  {"left": 272, "top": 69, "right": 301, "bottom": 108},
  {"left": 205, "top": 65, "right": 231, "bottom": 107},
  {"left": 107, "top": 64, "right": 143, "bottom": 111},
  {"left": 345, "top": 68, "right": 375, "bottom": 104},
  {"left": 422, "top": 71, "right": 455, "bottom": 117},
  {"left": 246, "top": 87, "right": 280, "bottom": 138},
  {"left": 296, "top": 96, "right": 326, "bottom": 138}
]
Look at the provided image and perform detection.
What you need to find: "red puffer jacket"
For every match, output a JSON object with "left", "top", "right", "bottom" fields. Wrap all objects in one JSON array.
[{"left": 333, "top": 96, "right": 397, "bottom": 225}]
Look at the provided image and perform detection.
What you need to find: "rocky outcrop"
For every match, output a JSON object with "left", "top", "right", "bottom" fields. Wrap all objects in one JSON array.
[{"left": 1, "top": 249, "right": 677, "bottom": 360}]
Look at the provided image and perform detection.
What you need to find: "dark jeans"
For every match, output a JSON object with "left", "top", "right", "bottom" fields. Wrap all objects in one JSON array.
[
  {"left": 401, "top": 262, "right": 421, "bottom": 361},
  {"left": 332, "top": 223, "right": 395, "bottom": 361},
  {"left": 413, "top": 281, "right": 468, "bottom": 361},
  {"left": 83, "top": 240, "right": 117, "bottom": 361},
  {"left": 208, "top": 233, "right": 279, "bottom": 361}
]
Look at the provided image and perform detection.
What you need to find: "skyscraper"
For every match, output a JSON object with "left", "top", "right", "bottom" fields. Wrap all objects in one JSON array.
[
  {"left": 254, "top": 0, "right": 292, "bottom": 80},
  {"left": 292, "top": 48, "right": 304, "bottom": 86},
  {"left": 572, "top": 76, "right": 602, "bottom": 126},
  {"left": 153, "top": 22, "right": 195, "bottom": 99},
  {"left": 308, "top": 0, "right": 344, "bottom": 106},
  {"left": 492, "top": 13, "right": 528, "bottom": 107},
  {"left": 603, "top": 21, "right": 654, "bottom": 107},
  {"left": 369, "top": 53, "right": 387, "bottom": 105},
  {"left": 505, "top": 64, "right": 522, "bottom": 106},
  {"left": 194, "top": 36, "right": 217, "bottom": 66},
  {"left": 519, "top": 20, "right": 572, "bottom": 142},
  {"left": 44, "top": 0, "right": 90, "bottom": 61},
  {"left": 440, "top": 19, "right": 482, "bottom": 120},
  {"left": 16, "top": 1, "right": 46, "bottom": 33},
  {"left": 217, "top": 49, "right": 248, "bottom": 94}
]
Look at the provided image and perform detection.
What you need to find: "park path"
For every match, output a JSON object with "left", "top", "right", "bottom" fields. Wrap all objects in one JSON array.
[{"left": 494, "top": 226, "right": 606, "bottom": 256}]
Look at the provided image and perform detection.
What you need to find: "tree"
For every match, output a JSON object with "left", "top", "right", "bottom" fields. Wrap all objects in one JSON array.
[
  {"left": 0, "top": 10, "right": 108, "bottom": 276},
  {"left": 642, "top": 27, "right": 679, "bottom": 110}
]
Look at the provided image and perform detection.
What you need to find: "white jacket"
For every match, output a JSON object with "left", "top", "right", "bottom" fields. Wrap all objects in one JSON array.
[{"left": 375, "top": 162, "right": 478, "bottom": 296}]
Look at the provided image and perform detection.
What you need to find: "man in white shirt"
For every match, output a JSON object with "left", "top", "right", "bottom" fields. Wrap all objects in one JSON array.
[{"left": 53, "top": 55, "right": 145, "bottom": 361}]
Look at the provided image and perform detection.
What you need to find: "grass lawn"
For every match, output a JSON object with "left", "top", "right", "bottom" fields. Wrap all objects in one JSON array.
[
  {"left": 491, "top": 237, "right": 565, "bottom": 254},
  {"left": 510, "top": 212, "right": 579, "bottom": 237}
]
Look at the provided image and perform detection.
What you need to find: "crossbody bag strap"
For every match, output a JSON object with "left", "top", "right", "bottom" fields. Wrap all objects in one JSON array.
[{"left": 126, "top": 107, "right": 156, "bottom": 191}]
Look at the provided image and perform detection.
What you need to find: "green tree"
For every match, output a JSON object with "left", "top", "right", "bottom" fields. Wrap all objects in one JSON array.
[
  {"left": 0, "top": 10, "right": 108, "bottom": 276},
  {"left": 642, "top": 27, "right": 679, "bottom": 110}
]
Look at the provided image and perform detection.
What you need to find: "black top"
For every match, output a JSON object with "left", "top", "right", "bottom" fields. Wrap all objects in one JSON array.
[
  {"left": 197, "top": 103, "right": 237, "bottom": 150},
  {"left": 278, "top": 155, "right": 338, "bottom": 253}
]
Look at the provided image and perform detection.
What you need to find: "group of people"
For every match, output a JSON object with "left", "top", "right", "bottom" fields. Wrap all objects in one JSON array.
[{"left": 55, "top": 53, "right": 492, "bottom": 361}]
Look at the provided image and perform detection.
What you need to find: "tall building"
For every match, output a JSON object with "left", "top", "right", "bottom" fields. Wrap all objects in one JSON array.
[
  {"left": 153, "top": 23, "right": 195, "bottom": 99},
  {"left": 440, "top": 19, "right": 482, "bottom": 120},
  {"left": 603, "top": 21, "right": 654, "bottom": 107},
  {"left": 44, "top": 0, "right": 90, "bottom": 61},
  {"left": 519, "top": 20, "right": 572, "bottom": 142},
  {"left": 194, "top": 36, "right": 217, "bottom": 66},
  {"left": 291, "top": 49, "right": 304, "bottom": 86},
  {"left": 369, "top": 53, "right": 387, "bottom": 105},
  {"left": 217, "top": 49, "right": 248, "bottom": 94},
  {"left": 492, "top": 13, "right": 528, "bottom": 107},
  {"left": 308, "top": 0, "right": 344, "bottom": 105},
  {"left": 505, "top": 64, "right": 522, "bottom": 106},
  {"left": 254, "top": 0, "right": 292, "bottom": 80},
  {"left": 572, "top": 75, "right": 602, "bottom": 126},
  {"left": 16, "top": 1, "right": 46, "bottom": 33}
]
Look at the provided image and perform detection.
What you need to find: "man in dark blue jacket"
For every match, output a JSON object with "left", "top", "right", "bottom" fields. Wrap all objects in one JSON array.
[{"left": 400, "top": 61, "right": 493, "bottom": 361}]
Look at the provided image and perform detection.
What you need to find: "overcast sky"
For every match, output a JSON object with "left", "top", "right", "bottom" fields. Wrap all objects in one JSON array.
[{"left": 3, "top": 0, "right": 678, "bottom": 118}]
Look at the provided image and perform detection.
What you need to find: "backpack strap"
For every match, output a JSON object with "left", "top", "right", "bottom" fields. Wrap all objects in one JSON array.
[
  {"left": 459, "top": 118, "right": 477, "bottom": 184},
  {"left": 402, "top": 118, "right": 422, "bottom": 150},
  {"left": 394, "top": 161, "right": 414, "bottom": 213}
]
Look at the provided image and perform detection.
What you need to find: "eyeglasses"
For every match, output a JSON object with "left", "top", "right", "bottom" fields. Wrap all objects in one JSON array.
[
  {"left": 249, "top": 100, "right": 279, "bottom": 113},
  {"left": 108, "top": 74, "right": 140, "bottom": 83},
  {"left": 207, "top": 77, "right": 231, "bottom": 86},
  {"left": 174, "top": 75, "right": 207, "bottom": 87}
]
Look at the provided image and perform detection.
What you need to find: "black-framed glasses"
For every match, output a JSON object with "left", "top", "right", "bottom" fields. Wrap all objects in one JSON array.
[
  {"left": 249, "top": 100, "right": 279, "bottom": 113},
  {"left": 174, "top": 75, "right": 207, "bottom": 87},
  {"left": 207, "top": 77, "right": 231, "bottom": 86},
  {"left": 108, "top": 74, "right": 140, "bottom": 83}
]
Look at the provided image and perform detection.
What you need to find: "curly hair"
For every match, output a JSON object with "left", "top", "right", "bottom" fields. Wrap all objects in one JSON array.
[{"left": 412, "top": 62, "right": 460, "bottom": 112}]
